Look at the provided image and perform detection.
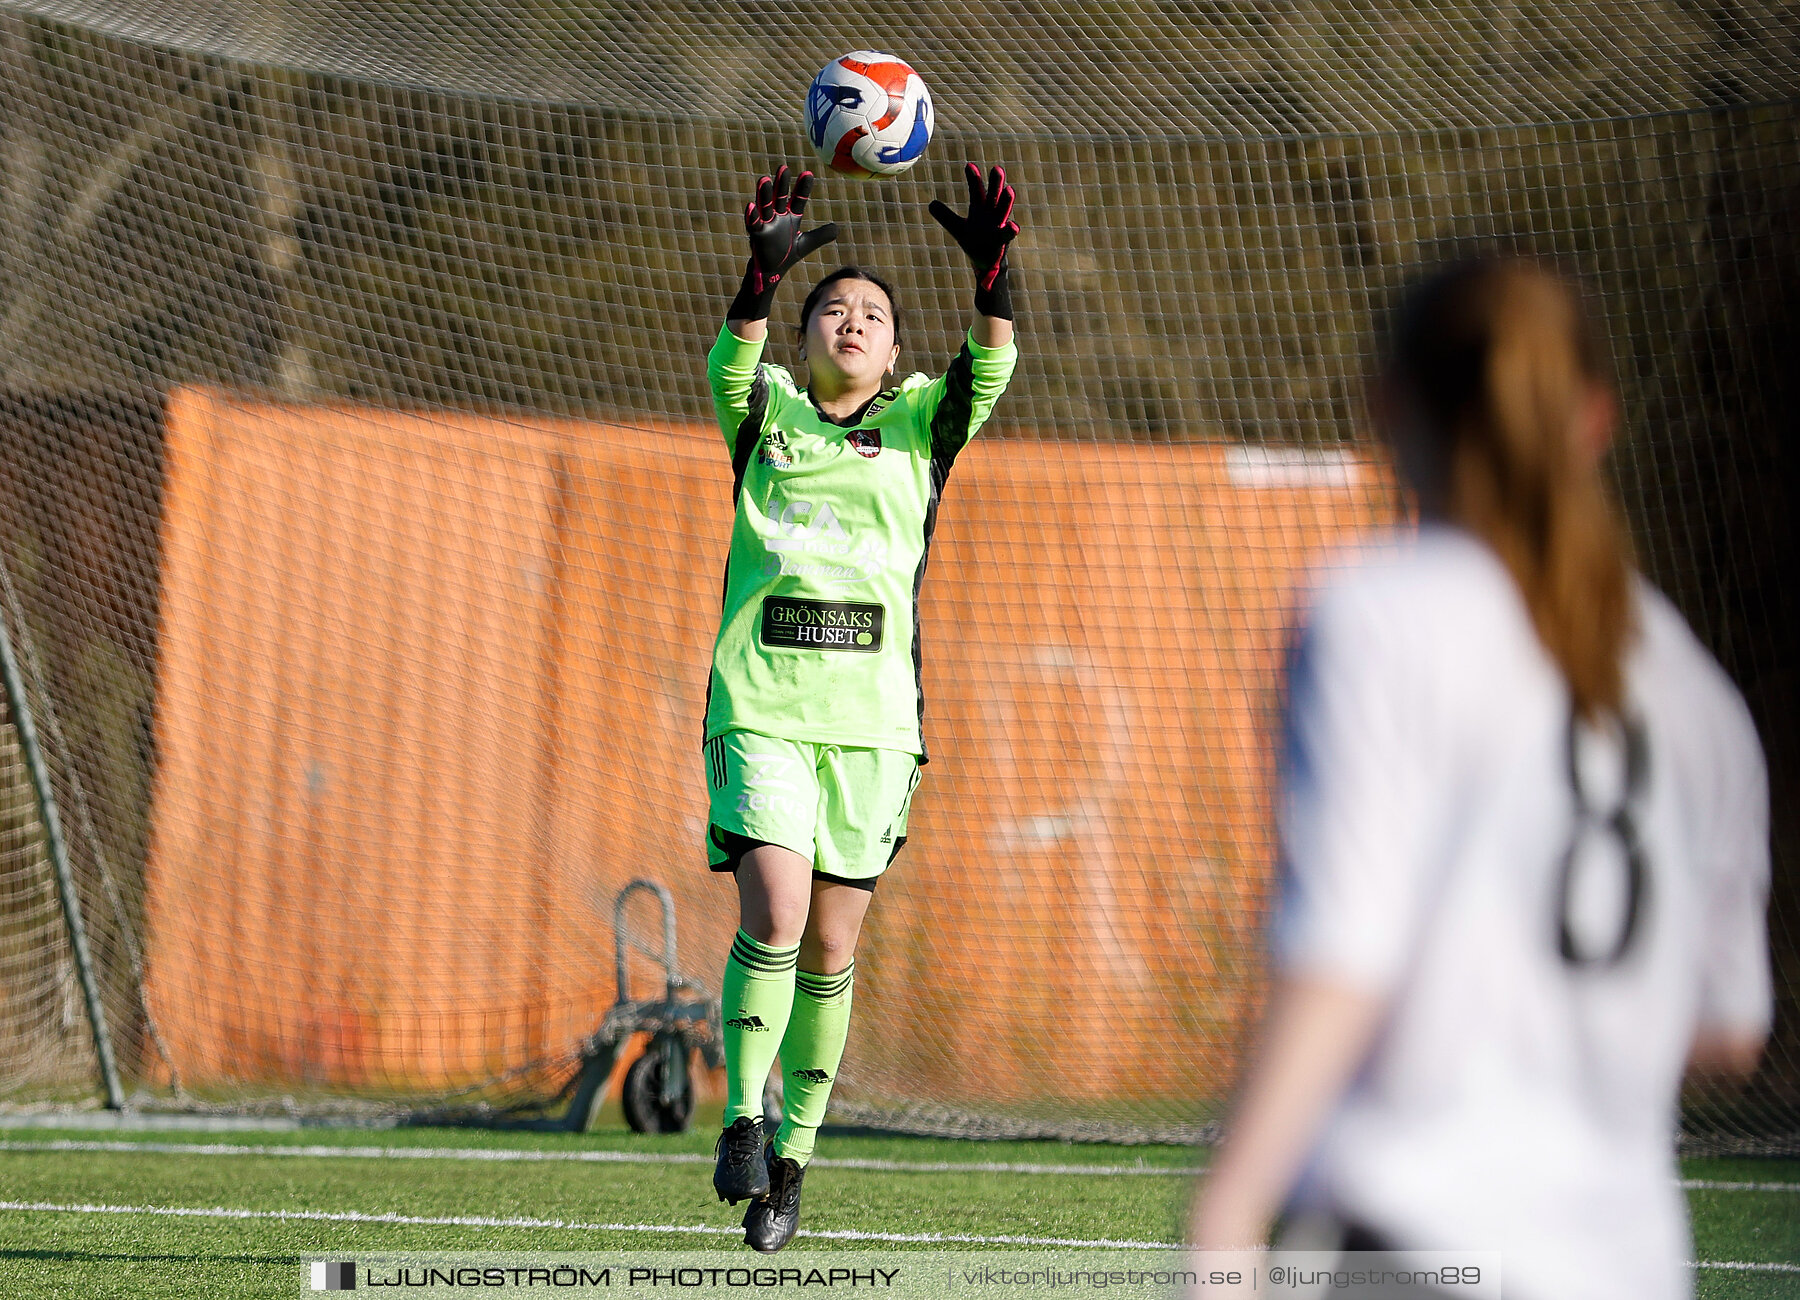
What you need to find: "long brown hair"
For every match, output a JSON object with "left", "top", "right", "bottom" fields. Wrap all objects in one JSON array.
[{"left": 1381, "top": 257, "right": 1634, "bottom": 718}]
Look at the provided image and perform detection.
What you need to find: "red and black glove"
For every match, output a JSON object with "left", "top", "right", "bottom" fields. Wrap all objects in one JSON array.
[
  {"left": 929, "top": 162, "right": 1019, "bottom": 321},
  {"left": 728, "top": 165, "right": 839, "bottom": 323}
]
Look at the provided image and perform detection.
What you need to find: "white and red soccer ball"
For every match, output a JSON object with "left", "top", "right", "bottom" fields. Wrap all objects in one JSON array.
[{"left": 805, "top": 51, "right": 934, "bottom": 180}]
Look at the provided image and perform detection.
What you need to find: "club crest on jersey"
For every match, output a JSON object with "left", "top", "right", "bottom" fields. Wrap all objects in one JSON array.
[
  {"left": 758, "top": 429, "right": 793, "bottom": 469},
  {"left": 846, "top": 428, "right": 881, "bottom": 459}
]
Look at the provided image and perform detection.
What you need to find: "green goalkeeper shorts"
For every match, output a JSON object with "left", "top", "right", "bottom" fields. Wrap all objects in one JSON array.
[{"left": 703, "top": 730, "right": 923, "bottom": 888}]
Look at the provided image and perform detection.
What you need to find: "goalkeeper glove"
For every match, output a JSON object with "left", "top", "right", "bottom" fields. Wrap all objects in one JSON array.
[
  {"left": 728, "top": 165, "right": 839, "bottom": 322},
  {"left": 929, "top": 162, "right": 1019, "bottom": 321}
]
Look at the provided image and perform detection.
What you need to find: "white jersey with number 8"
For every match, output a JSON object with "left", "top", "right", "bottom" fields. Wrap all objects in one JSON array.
[{"left": 1276, "top": 525, "right": 1771, "bottom": 1300}]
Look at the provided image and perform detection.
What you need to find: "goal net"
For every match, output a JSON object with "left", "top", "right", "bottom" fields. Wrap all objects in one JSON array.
[{"left": 0, "top": 0, "right": 1793, "bottom": 1149}]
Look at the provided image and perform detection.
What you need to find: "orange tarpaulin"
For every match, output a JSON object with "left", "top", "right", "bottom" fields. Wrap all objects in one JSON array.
[{"left": 146, "top": 387, "right": 1391, "bottom": 1109}]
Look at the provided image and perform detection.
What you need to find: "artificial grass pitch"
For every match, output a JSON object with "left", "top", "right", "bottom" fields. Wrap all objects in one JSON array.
[{"left": 0, "top": 1117, "right": 1792, "bottom": 1299}]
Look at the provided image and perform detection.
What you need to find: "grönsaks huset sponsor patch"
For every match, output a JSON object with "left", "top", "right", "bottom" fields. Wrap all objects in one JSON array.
[{"left": 760, "top": 596, "right": 884, "bottom": 653}]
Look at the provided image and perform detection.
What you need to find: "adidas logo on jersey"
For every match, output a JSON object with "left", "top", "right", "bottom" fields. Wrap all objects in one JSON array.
[
  {"left": 727, "top": 1015, "right": 769, "bottom": 1031},
  {"left": 790, "top": 1068, "right": 831, "bottom": 1083},
  {"left": 758, "top": 430, "right": 793, "bottom": 469}
]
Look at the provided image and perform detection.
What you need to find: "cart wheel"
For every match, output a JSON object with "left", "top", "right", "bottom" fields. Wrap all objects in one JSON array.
[{"left": 622, "top": 1049, "right": 694, "bottom": 1133}]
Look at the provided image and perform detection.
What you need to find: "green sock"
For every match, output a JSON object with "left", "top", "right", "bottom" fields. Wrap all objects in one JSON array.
[
  {"left": 773, "top": 963, "right": 855, "bottom": 1165},
  {"left": 720, "top": 930, "right": 799, "bottom": 1124}
]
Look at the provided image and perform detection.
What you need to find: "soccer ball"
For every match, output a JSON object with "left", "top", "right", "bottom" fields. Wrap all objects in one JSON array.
[{"left": 805, "top": 51, "right": 934, "bottom": 180}]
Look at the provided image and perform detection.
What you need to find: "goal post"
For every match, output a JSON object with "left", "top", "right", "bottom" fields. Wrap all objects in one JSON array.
[{"left": 0, "top": 561, "right": 124, "bottom": 1109}]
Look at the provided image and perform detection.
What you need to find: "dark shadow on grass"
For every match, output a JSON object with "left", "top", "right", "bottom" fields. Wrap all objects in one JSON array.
[{"left": 0, "top": 1248, "right": 301, "bottom": 1266}]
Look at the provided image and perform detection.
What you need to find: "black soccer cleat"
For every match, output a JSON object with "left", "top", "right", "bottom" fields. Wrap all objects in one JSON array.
[
  {"left": 713, "top": 1116, "right": 769, "bottom": 1204},
  {"left": 742, "top": 1141, "right": 805, "bottom": 1253}
]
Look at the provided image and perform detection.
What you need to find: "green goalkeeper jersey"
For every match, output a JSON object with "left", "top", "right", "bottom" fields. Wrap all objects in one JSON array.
[{"left": 704, "top": 322, "right": 1018, "bottom": 756}]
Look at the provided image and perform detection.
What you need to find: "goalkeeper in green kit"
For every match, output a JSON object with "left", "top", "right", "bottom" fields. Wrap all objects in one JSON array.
[{"left": 703, "top": 161, "right": 1019, "bottom": 1252}]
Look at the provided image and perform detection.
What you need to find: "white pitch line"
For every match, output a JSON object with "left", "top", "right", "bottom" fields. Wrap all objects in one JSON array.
[
  {"left": 0, "top": 1139, "right": 1199, "bottom": 1177},
  {"left": 0, "top": 1200, "right": 1175, "bottom": 1250},
  {"left": 10, "top": 1141, "right": 1799, "bottom": 1193},
  {"left": 0, "top": 1200, "right": 1794, "bottom": 1271}
]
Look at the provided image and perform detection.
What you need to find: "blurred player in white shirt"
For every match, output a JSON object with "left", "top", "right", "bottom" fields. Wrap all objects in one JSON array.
[{"left": 1189, "top": 257, "right": 1771, "bottom": 1300}]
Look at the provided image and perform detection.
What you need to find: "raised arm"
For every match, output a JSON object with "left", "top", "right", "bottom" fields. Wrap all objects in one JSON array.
[
  {"left": 929, "top": 163, "right": 1019, "bottom": 349},
  {"left": 710, "top": 166, "right": 839, "bottom": 455},
  {"left": 725, "top": 165, "right": 839, "bottom": 343}
]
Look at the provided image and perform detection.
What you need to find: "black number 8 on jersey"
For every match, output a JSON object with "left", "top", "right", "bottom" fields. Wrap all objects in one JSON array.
[{"left": 1556, "top": 708, "right": 1651, "bottom": 968}]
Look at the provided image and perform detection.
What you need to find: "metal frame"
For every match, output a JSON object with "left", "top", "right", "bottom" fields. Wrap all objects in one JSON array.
[{"left": 0, "top": 596, "right": 123, "bottom": 1108}]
